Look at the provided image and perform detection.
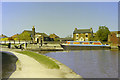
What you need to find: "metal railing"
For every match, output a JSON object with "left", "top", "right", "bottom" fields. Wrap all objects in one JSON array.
[{"left": 0, "top": 40, "right": 32, "bottom": 44}]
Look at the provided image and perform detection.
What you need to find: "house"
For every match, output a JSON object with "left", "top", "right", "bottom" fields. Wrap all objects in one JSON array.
[
  {"left": 0, "top": 34, "right": 7, "bottom": 39},
  {"left": 0, "top": 34, "right": 8, "bottom": 41},
  {"left": 73, "top": 28, "right": 93, "bottom": 41},
  {"left": 49, "top": 33, "right": 59, "bottom": 41},
  {"left": 20, "top": 26, "right": 53, "bottom": 43},
  {"left": 93, "top": 33, "right": 96, "bottom": 38},
  {"left": 35, "top": 32, "right": 53, "bottom": 43},
  {"left": 49, "top": 33, "right": 59, "bottom": 39},
  {"left": 108, "top": 31, "right": 120, "bottom": 45},
  {"left": 11, "top": 34, "right": 19, "bottom": 39},
  {"left": 18, "top": 30, "right": 33, "bottom": 41}
]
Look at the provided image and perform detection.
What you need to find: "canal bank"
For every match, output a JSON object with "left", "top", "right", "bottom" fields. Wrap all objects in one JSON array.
[
  {"left": 1, "top": 42, "right": 120, "bottom": 51},
  {"left": 1, "top": 48, "right": 82, "bottom": 78},
  {"left": 1, "top": 46, "right": 119, "bottom": 78}
]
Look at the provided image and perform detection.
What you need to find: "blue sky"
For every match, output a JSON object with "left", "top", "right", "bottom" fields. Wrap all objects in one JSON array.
[{"left": 2, "top": 2, "right": 118, "bottom": 37}]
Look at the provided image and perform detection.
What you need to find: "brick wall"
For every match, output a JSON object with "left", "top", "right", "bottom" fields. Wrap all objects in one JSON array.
[{"left": 108, "top": 32, "right": 119, "bottom": 44}]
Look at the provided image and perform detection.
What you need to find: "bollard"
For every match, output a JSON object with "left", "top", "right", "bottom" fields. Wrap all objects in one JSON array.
[
  {"left": 24, "top": 43, "right": 27, "bottom": 49},
  {"left": 14, "top": 40, "right": 15, "bottom": 44},
  {"left": 8, "top": 43, "right": 11, "bottom": 49},
  {"left": 40, "top": 38, "right": 43, "bottom": 46},
  {"left": 20, "top": 44, "right": 22, "bottom": 49}
]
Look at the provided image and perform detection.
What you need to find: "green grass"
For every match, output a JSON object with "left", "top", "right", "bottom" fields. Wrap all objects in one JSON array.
[{"left": 16, "top": 51, "right": 60, "bottom": 69}]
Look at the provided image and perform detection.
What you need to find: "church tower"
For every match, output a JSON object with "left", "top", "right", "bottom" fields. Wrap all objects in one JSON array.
[{"left": 32, "top": 26, "right": 35, "bottom": 42}]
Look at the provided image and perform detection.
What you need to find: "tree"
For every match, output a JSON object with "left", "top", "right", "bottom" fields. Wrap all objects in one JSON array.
[
  {"left": 89, "top": 36, "right": 99, "bottom": 41},
  {"left": 96, "top": 26, "right": 110, "bottom": 42},
  {"left": 17, "top": 32, "right": 32, "bottom": 41}
]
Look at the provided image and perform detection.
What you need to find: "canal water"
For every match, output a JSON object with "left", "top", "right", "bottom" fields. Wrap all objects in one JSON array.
[
  {"left": 44, "top": 50, "right": 118, "bottom": 78},
  {"left": 0, "top": 51, "right": 18, "bottom": 79}
]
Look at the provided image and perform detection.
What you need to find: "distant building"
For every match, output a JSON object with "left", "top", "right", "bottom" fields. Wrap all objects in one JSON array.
[
  {"left": 49, "top": 33, "right": 59, "bottom": 40},
  {"left": 108, "top": 31, "right": 120, "bottom": 45},
  {"left": 59, "top": 38, "right": 73, "bottom": 42},
  {"left": 93, "top": 33, "right": 96, "bottom": 38},
  {"left": 21, "top": 30, "right": 33, "bottom": 40},
  {"left": 73, "top": 28, "right": 93, "bottom": 41},
  {"left": 20, "top": 26, "right": 53, "bottom": 43},
  {"left": 35, "top": 32, "right": 53, "bottom": 43},
  {"left": 11, "top": 34, "right": 19, "bottom": 39},
  {"left": 0, "top": 34, "right": 7, "bottom": 39}
]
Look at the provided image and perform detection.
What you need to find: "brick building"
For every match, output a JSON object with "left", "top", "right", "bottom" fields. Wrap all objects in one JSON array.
[
  {"left": 108, "top": 31, "right": 120, "bottom": 45},
  {"left": 73, "top": 28, "right": 93, "bottom": 41}
]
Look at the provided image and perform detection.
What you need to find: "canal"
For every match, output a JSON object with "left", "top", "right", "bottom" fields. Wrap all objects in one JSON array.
[
  {"left": 44, "top": 50, "right": 119, "bottom": 78},
  {"left": 0, "top": 51, "right": 18, "bottom": 79}
]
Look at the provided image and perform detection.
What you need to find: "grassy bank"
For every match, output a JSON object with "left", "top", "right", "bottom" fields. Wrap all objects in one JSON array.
[{"left": 16, "top": 51, "right": 60, "bottom": 69}]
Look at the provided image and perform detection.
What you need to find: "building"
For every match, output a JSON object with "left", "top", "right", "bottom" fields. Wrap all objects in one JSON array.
[
  {"left": 0, "top": 34, "right": 7, "bottom": 39},
  {"left": 108, "top": 31, "right": 120, "bottom": 45},
  {"left": 20, "top": 26, "right": 53, "bottom": 43},
  {"left": 59, "top": 38, "right": 73, "bottom": 42},
  {"left": 73, "top": 28, "right": 93, "bottom": 41},
  {"left": 35, "top": 32, "right": 53, "bottom": 43},
  {"left": 11, "top": 34, "right": 19, "bottom": 39},
  {"left": 49, "top": 33, "right": 59, "bottom": 41},
  {"left": 49, "top": 33, "right": 59, "bottom": 39}
]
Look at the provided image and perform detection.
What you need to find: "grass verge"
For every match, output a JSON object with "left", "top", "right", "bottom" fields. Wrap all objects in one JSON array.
[{"left": 16, "top": 51, "right": 60, "bottom": 69}]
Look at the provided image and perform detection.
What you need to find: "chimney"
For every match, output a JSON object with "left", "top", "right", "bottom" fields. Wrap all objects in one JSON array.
[{"left": 32, "top": 26, "right": 35, "bottom": 42}]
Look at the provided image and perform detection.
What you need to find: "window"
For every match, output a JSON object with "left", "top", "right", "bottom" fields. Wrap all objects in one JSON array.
[
  {"left": 76, "top": 34, "right": 79, "bottom": 40},
  {"left": 76, "top": 34, "right": 79, "bottom": 37},
  {"left": 90, "top": 42, "right": 92, "bottom": 44},
  {"left": 80, "top": 42, "right": 82, "bottom": 44}
]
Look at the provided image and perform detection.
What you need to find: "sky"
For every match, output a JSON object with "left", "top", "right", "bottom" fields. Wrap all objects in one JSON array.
[{"left": 1, "top": 2, "right": 119, "bottom": 38}]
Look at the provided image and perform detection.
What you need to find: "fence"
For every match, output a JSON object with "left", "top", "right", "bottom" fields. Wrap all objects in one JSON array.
[{"left": 0, "top": 40, "right": 32, "bottom": 44}]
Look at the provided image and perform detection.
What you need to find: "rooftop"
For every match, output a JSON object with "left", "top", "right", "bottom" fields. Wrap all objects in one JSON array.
[
  {"left": 110, "top": 31, "right": 120, "bottom": 34},
  {"left": 0, "top": 34, "right": 7, "bottom": 38},
  {"left": 36, "top": 32, "right": 48, "bottom": 37},
  {"left": 11, "top": 34, "right": 19, "bottom": 38},
  {"left": 23, "top": 30, "right": 32, "bottom": 34},
  {"left": 73, "top": 28, "right": 93, "bottom": 34},
  {"left": 49, "top": 33, "right": 59, "bottom": 38}
]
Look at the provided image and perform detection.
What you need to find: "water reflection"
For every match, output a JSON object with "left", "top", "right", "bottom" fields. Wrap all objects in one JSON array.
[
  {"left": 1, "top": 51, "right": 18, "bottom": 79},
  {"left": 45, "top": 50, "right": 118, "bottom": 78}
]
